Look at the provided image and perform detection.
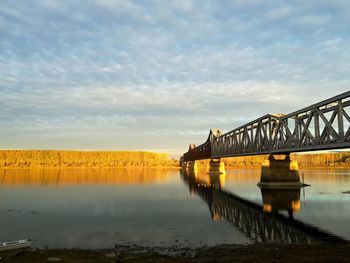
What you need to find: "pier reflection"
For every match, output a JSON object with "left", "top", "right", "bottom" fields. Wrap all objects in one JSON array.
[
  {"left": 181, "top": 167, "right": 348, "bottom": 244},
  {"left": 261, "top": 188, "right": 300, "bottom": 219}
]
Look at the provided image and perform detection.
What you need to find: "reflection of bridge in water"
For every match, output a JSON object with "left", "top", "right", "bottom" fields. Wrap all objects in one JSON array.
[{"left": 181, "top": 168, "right": 348, "bottom": 244}]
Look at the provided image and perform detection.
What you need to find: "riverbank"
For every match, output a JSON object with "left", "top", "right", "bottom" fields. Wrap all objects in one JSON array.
[
  {"left": 197, "top": 152, "right": 350, "bottom": 169},
  {"left": 3, "top": 150, "right": 350, "bottom": 169},
  {"left": 1, "top": 244, "right": 350, "bottom": 262},
  {"left": 222, "top": 152, "right": 350, "bottom": 168},
  {"left": 0, "top": 150, "right": 178, "bottom": 168}
]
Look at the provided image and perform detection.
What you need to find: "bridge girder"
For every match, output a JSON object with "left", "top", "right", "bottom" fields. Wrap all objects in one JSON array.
[{"left": 183, "top": 91, "right": 350, "bottom": 162}]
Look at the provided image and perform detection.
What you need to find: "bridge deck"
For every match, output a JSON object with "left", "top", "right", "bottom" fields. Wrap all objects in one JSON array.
[{"left": 183, "top": 91, "right": 350, "bottom": 162}]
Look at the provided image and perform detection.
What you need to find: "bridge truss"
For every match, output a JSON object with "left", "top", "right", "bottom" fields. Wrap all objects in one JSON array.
[{"left": 183, "top": 91, "right": 350, "bottom": 162}]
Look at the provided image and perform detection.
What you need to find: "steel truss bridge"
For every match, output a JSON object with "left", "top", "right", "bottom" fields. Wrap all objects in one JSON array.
[
  {"left": 183, "top": 91, "right": 350, "bottom": 162},
  {"left": 181, "top": 170, "right": 348, "bottom": 244}
]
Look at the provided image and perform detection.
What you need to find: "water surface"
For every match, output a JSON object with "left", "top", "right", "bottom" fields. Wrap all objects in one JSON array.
[{"left": 0, "top": 167, "right": 349, "bottom": 248}]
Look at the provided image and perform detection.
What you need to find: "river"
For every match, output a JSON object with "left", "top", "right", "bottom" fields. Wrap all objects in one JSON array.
[{"left": 0, "top": 167, "right": 349, "bottom": 248}]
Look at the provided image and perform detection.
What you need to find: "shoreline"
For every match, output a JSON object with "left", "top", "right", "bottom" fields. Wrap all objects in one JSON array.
[
  {"left": 2, "top": 165, "right": 350, "bottom": 170},
  {"left": 1, "top": 244, "right": 349, "bottom": 262},
  {"left": 0, "top": 166, "right": 181, "bottom": 169}
]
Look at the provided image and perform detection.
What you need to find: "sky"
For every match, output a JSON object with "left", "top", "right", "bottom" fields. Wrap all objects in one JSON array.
[{"left": 1, "top": 0, "right": 350, "bottom": 156}]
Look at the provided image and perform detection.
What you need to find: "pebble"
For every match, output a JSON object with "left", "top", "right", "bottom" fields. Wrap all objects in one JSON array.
[
  {"left": 105, "top": 252, "right": 117, "bottom": 258},
  {"left": 47, "top": 257, "right": 62, "bottom": 262}
]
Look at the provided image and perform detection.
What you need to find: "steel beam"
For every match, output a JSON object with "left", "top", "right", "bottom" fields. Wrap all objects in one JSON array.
[{"left": 183, "top": 91, "right": 350, "bottom": 162}]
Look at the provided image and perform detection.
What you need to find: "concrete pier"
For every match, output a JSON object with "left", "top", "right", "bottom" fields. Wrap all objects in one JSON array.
[
  {"left": 186, "top": 160, "right": 198, "bottom": 171},
  {"left": 208, "top": 159, "right": 226, "bottom": 189},
  {"left": 182, "top": 159, "right": 226, "bottom": 189},
  {"left": 258, "top": 154, "right": 302, "bottom": 188},
  {"left": 208, "top": 159, "right": 225, "bottom": 175}
]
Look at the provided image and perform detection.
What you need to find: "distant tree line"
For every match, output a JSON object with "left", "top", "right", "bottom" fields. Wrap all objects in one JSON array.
[
  {"left": 0, "top": 150, "right": 179, "bottom": 168},
  {"left": 189, "top": 152, "right": 350, "bottom": 168},
  {"left": 222, "top": 152, "right": 350, "bottom": 168},
  {"left": 2, "top": 150, "right": 350, "bottom": 168}
]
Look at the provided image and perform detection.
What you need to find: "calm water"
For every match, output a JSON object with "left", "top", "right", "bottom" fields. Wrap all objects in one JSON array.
[{"left": 0, "top": 167, "right": 349, "bottom": 248}]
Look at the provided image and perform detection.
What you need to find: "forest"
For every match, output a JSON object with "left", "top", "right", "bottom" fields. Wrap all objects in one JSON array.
[
  {"left": 1, "top": 150, "right": 350, "bottom": 168},
  {"left": 222, "top": 152, "right": 350, "bottom": 168},
  {"left": 187, "top": 152, "right": 350, "bottom": 168},
  {"left": 0, "top": 150, "right": 178, "bottom": 168}
]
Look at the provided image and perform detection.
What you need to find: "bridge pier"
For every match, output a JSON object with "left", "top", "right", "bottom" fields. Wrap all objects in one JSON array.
[
  {"left": 185, "top": 160, "right": 198, "bottom": 171},
  {"left": 206, "top": 159, "right": 225, "bottom": 190},
  {"left": 208, "top": 159, "right": 226, "bottom": 189},
  {"left": 258, "top": 154, "right": 302, "bottom": 188},
  {"left": 208, "top": 159, "right": 225, "bottom": 175}
]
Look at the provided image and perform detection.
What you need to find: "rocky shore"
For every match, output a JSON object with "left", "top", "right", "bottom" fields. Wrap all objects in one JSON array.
[{"left": 1, "top": 244, "right": 350, "bottom": 262}]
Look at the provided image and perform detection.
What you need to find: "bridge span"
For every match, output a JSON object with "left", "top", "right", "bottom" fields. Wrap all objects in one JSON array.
[
  {"left": 182, "top": 91, "right": 350, "bottom": 162},
  {"left": 181, "top": 91, "right": 350, "bottom": 186}
]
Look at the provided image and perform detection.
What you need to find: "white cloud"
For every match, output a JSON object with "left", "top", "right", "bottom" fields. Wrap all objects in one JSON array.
[
  {"left": 292, "top": 14, "right": 332, "bottom": 27},
  {"left": 266, "top": 6, "right": 292, "bottom": 20},
  {"left": 0, "top": 0, "right": 349, "bottom": 153}
]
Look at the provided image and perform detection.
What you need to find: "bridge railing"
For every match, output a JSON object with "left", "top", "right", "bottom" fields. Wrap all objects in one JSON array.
[{"left": 211, "top": 91, "right": 350, "bottom": 158}]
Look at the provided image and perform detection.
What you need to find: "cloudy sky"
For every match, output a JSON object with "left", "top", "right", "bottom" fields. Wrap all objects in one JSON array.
[{"left": 1, "top": 0, "right": 350, "bottom": 155}]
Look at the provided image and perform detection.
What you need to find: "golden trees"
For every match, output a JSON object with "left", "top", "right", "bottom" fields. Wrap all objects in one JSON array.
[{"left": 0, "top": 150, "right": 179, "bottom": 168}]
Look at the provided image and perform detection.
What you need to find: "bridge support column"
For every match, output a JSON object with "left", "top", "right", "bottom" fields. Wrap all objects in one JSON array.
[
  {"left": 181, "top": 161, "right": 186, "bottom": 169},
  {"left": 258, "top": 154, "right": 302, "bottom": 188},
  {"left": 186, "top": 160, "right": 198, "bottom": 172},
  {"left": 208, "top": 159, "right": 226, "bottom": 189},
  {"left": 208, "top": 159, "right": 225, "bottom": 175}
]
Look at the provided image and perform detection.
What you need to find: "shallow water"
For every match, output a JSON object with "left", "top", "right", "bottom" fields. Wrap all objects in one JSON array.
[{"left": 0, "top": 167, "right": 349, "bottom": 248}]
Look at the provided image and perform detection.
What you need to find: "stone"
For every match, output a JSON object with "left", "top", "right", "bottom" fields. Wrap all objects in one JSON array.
[
  {"left": 105, "top": 252, "right": 117, "bottom": 258},
  {"left": 47, "top": 257, "right": 62, "bottom": 262}
]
